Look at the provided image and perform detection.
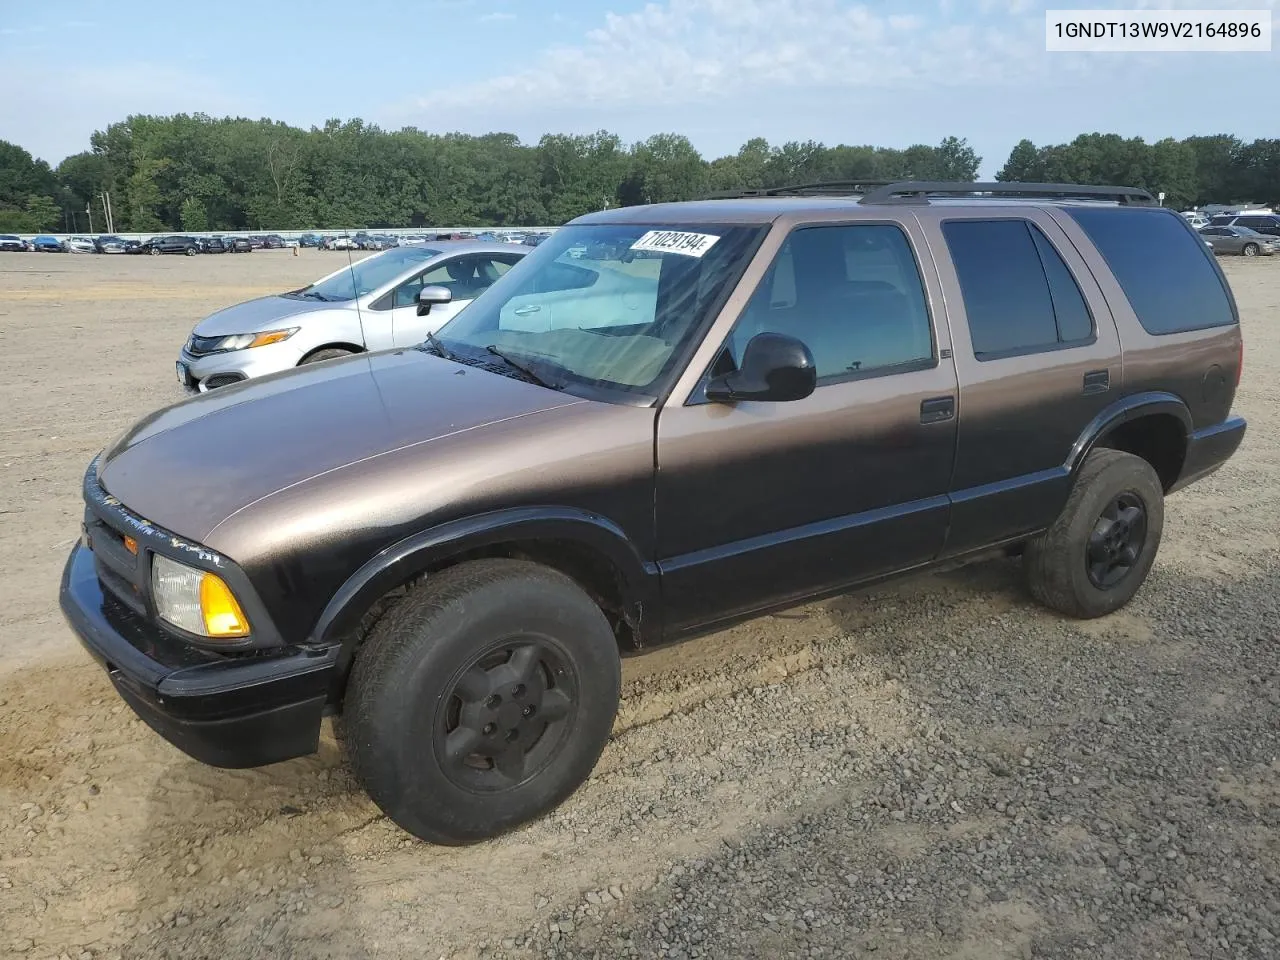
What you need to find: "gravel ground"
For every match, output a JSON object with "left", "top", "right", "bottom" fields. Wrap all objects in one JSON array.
[{"left": 0, "top": 251, "right": 1276, "bottom": 960}]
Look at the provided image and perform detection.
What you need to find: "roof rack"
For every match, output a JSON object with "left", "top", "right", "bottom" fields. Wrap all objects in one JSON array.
[
  {"left": 856, "top": 181, "right": 1158, "bottom": 206},
  {"left": 702, "top": 180, "right": 895, "bottom": 200}
]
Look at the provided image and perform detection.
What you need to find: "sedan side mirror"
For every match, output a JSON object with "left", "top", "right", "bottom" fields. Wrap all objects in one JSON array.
[
  {"left": 416, "top": 284, "right": 452, "bottom": 316},
  {"left": 705, "top": 332, "right": 817, "bottom": 403}
]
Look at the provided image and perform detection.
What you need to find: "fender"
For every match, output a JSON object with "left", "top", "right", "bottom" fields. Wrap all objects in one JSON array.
[
  {"left": 310, "top": 505, "right": 661, "bottom": 658},
  {"left": 1064, "top": 390, "right": 1192, "bottom": 476}
]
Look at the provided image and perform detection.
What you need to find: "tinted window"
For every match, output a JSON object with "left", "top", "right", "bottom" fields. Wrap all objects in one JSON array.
[
  {"left": 727, "top": 223, "right": 933, "bottom": 382},
  {"left": 943, "top": 219, "right": 1071, "bottom": 358},
  {"left": 1065, "top": 207, "right": 1236, "bottom": 335},
  {"left": 1029, "top": 225, "right": 1094, "bottom": 343}
]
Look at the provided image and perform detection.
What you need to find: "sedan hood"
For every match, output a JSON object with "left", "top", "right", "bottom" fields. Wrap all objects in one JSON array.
[
  {"left": 96, "top": 349, "right": 584, "bottom": 543},
  {"left": 192, "top": 294, "right": 353, "bottom": 336}
]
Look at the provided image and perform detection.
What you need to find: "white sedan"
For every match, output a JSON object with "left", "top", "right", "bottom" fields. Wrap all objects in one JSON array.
[{"left": 62, "top": 236, "right": 96, "bottom": 254}]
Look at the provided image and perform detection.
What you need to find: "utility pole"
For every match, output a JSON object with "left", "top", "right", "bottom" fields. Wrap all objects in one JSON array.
[
  {"left": 101, "top": 192, "right": 114, "bottom": 233},
  {"left": 87, "top": 203, "right": 94, "bottom": 233}
]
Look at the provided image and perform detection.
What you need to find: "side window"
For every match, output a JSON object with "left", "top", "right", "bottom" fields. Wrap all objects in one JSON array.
[
  {"left": 1065, "top": 207, "right": 1236, "bottom": 335},
  {"left": 727, "top": 223, "right": 934, "bottom": 383},
  {"left": 1028, "top": 225, "right": 1094, "bottom": 343},
  {"left": 943, "top": 219, "right": 1093, "bottom": 360}
]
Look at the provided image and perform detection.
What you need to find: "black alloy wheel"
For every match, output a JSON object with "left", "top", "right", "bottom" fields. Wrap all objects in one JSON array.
[
  {"left": 1085, "top": 492, "right": 1148, "bottom": 589},
  {"left": 433, "top": 638, "right": 577, "bottom": 792}
]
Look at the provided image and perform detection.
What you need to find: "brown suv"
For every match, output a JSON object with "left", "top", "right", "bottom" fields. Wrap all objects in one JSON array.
[{"left": 60, "top": 180, "right": 1246, "bottom": 845}]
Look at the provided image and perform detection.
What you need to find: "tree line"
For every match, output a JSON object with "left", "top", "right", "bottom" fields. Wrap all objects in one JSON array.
[{"left": 0, "top": 114, "right": 1275, "bottom": 234}]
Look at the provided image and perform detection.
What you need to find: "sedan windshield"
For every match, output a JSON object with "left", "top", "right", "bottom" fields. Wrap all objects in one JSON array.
[
  {"left": 291, "top": 247, "right": 441, "bottom": 301},
  {"left": 431, "top": 222, "right": 765, "bottom": 401}
]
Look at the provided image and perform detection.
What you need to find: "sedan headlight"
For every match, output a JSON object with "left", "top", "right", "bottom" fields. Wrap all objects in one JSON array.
[
  {"left": 210, "top": 327, "right": 300, "bottom": 352},
  {"left": 152, "top": 554, "right": 250, "bottom": 639}
]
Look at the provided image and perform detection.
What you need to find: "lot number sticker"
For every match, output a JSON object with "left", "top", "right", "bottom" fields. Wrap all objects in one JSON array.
[{"left": 630, "top": 230, "right": 721, "bottom": 257}]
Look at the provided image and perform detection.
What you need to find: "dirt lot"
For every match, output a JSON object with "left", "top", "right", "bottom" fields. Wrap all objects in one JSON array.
[{"left": 0, "top": 250, "right": 1276, "bottom": 960}]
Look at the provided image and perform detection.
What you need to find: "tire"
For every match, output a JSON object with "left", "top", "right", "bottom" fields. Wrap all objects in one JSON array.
[
  {"left": 1243, "top": 243, "right": 1259, "bottom": 257},
  {"left": 1024, "top": 448, "right": 1164, "bottom": 619},
  {"left": 186, "top": 246, "right": 198, "bottom": 256},
  {"left": 150, "top": 247, "right": 160, "bottom": 256},
  {"left": 345, "top": 558, "right": 621, "bottom": 845},
  {"left": 299, "top": 347, "right": 355, "bottom": 365}
]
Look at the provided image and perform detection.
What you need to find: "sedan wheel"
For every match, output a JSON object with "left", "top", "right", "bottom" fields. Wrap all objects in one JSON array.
[{"left": 1243, "top": 243, "right": 1259, "bottom": 257}]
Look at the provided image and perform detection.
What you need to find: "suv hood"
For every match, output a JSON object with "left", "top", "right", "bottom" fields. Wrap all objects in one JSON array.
[
  {"left": 193, "top": 295, "right": 353, "bottom": 336},
  {"left": 96, "top": 349, "right": 584, "bottom": 543}
]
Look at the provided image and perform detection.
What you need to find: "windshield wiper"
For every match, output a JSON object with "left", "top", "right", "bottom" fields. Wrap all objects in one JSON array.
[
  {"left": 297, "top": 290, "right": 330, "bottom": 301},
  {"left": 423, "top": 330, "right": 457, "bottom": 361},
  {"left": 486, "top": 344, "right": 564, "bottom": 390}
]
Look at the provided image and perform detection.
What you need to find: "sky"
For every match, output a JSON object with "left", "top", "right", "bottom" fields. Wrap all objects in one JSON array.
[{"left": 2, "top": 0, "right": 1278, "bottom": 178}]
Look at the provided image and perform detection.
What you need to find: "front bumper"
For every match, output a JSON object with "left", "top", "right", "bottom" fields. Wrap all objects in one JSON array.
[
  {"left": 177, "top": 340, "right": 304, "bottom": 393},
  {"left": 59, "top": 543, "right": 337, "bottom": 768}
]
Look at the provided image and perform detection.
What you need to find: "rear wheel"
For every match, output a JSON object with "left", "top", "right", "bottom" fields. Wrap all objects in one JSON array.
[
  {"left": 1024, "top": 448, "right": 1164, "bottom": 619},
  {"left": 346, "top": 559, "right": 621, "bottom": 844}
]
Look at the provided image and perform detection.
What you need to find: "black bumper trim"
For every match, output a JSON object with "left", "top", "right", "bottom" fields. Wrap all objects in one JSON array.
[
  {"left": 1170, "top": 415, "right": 1247, "bottom": 494},
  {"left": 60, "top": 543, "right": 336, "bottom": 768}
]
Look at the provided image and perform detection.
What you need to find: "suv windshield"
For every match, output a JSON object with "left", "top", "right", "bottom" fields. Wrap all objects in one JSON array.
[
  {"left": 291, "top": 247, "right": 442, "bottom": 302},
  {"left": 432, "top": 222, "right": 765, "bottom": 401}
]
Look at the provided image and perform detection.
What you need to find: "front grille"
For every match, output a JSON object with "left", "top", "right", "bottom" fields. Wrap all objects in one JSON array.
[{"left": 186, "top": 334, "right": 226, "bottom": 357}]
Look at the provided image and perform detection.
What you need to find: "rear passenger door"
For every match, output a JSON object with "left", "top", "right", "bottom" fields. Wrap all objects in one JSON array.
[
  {"left": 923, "top": 210, "right": 1122, "bottom": 555},
  {"left": 655, "top": 219, "right": 959, "bottom": 635}
]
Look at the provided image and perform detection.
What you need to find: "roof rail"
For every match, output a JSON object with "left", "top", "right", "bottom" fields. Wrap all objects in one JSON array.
[
  {"left": 856, "top": 180, "right": 1158, "bottom": 206},
  {"left": 702, "top": 179, "right": 894, "bottom": 200}
]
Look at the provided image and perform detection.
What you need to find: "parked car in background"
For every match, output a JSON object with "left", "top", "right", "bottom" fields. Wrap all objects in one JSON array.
[
  {"left": 31, "top": 235, "right": 62, "bottom": 252},
  {"left": 1180, "top": 212, "right": 1210, "bottom": 229},
  {"left": 0, "top": 234, "right": 26, "bottom": 252},
  {"left": 247, "top": 236, "right": 266, "bottom": 249},
  {"left": 175, "top": 240, "right": 527, "bottom": 392},
  {"left": 298, "top": 233, "right": 322, "bottom": 248},
  {"left": 261, "top": 234, "right": 285, "bottom": 249},
  {"left": 328, "top": 236, "right": 358, "bottom": 250},
  {"left": 62, "top": 236, "right": 96, "bottom": 254},
  {"left": 1207, "top": 213, "right": 1280, "bottom": 238},
  {"left": 142, "top": 235, "right": 202, "bottom": 256},
  {"left": 224, "top": 236, "right": 252, "bottom": 253},
  {"left": 93, "top": 235, "right": 130, "bottom": 254},
  {"left": 1199, "top": 225, "right": 1280, "bottom": 257},
  {"left": 199, "top": 237, "right": 228, "bottom": 254}
]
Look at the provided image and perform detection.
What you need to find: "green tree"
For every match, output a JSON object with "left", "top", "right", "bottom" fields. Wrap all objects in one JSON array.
[
  {"left": 180, "top": 196, "right": 209, "bottom": 231},
  {"left": 24, "top": 195, "right": 60, "bottom": 231}
]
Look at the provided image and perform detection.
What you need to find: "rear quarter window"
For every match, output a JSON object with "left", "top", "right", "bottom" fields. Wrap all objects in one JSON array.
[{"left": 1064, "top": 207, "right": 1237, "bottom": 335}]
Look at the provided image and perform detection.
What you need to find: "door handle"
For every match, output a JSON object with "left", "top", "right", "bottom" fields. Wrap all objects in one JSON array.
[
  {"left": 513, "top": 305, "right": 541, "bottom": 316},
  {"left": 920, "top": 395, "right": 955, "bottom": 424},
  {"left": 1082, "top": 369, "right": 1110, "bottom": 395}
]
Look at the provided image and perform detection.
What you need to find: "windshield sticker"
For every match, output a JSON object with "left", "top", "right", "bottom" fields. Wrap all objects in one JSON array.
[{"left": 630, "top": 230, "right": 721, "bottom": 258}]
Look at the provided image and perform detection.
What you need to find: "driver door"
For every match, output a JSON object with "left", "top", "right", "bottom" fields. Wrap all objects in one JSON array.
[{"left": 390, "top": 253, "right": 523, "bottom": 346}]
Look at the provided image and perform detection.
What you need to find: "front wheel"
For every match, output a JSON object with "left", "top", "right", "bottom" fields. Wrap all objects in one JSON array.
[
  {"left": 1024, "top": 448, "right": 1164, "bottom": 619},
  {"left": 299, "top": 347, "right": 355, "bottom": 365},
  {"left": 1243, "top": 243, "right": 1259, "bottom": 257},
  {"left": 150, "top": 247, "right": 160, "bottom": 256},
  {"left": 345, "top": 559, "right": 621, "bottom": 845}
]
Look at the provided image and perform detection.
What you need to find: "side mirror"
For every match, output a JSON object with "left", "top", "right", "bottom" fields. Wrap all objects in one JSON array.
[
  {"left": 705, "top": 332, "right": 816, "bottom": 403},
  {"left": 416, "top": 284, "right": 452, "bottom": 316}
]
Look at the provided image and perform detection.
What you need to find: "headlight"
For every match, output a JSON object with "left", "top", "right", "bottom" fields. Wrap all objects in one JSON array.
[
  {"left": 211, "top": 327, "right": 299, "bottom": 351},
  {"left": 152, "top": 554, "right": 250, "bottom": 639}
]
